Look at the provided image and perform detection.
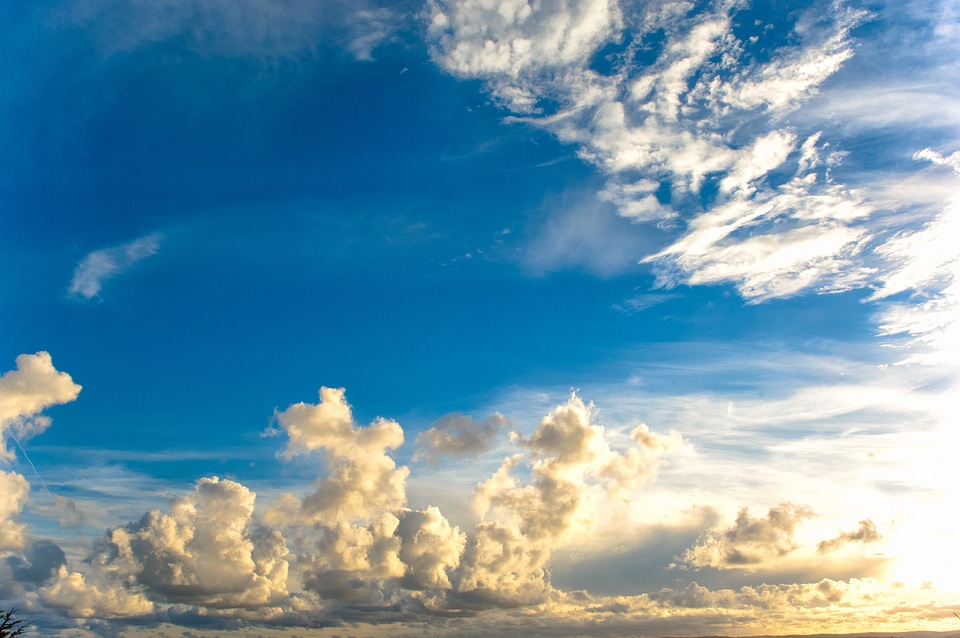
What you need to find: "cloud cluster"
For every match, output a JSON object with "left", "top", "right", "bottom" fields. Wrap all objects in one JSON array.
[
  {"left": 68, "top": 234, "right": 162, "bottom": 300},
  {"left": 454, "top": 393, "right": 682, "bottom": 606},
  {"left": 426, "top": 0, "right": 881, "bottom": 300},
  {"left": 681, "top": 502, "right": 815, "bottom": 569}
]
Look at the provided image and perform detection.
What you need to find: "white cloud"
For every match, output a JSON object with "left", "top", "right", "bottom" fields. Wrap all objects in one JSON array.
[
  {"left": 81, "top": 476, "right": 289, "bottom": 609},
  {"left": 68, "top": 233, "right": 161, "bottom": 300},
  {"left": 267, "top": 387, "right": 409, "bottom": 525},
  {"left": 0, "top": 351, "right": 82, "bottom": 460},
  {"left": 0, "top": 352, "right": 81, "bottom": 552},
  {"left": 39, "top": 565, "right": 155, "bottom": 618},
  {"left": 0, "top": 470, "right": 30, "bottom": 551}
]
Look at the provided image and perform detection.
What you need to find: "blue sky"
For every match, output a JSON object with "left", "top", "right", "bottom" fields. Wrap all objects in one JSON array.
[{"left": 2, "top": 0, "right": 959, "bottom": 636}]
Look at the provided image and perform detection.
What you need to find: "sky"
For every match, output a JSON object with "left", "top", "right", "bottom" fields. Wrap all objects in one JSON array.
[{"left": 1, "top": 0, "right": 960, "bottom": 636}]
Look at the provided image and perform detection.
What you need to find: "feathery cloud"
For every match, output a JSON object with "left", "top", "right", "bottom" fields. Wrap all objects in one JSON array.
[{"left": 69, "top": 233, "right": 161, "bottom": 300}]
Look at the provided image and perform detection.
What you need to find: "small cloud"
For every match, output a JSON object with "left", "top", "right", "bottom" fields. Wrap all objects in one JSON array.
[
  {"left": 681, "top": 502, "right": 815, "bottom": 569},
  {"left": 414, "top": 413, "right": 507, "bottom": 462},
  {"left": 0, "top": 351, "right": 82, "bottom": 460},
  {"left": 69, "top": 233, "right": 161, "bottom": 300},
  {"left": 817, "top": 519, "right": 883, "bottom": 553},
  {"left": 613, "top": 293, "right": 679, "bottom": 314}
]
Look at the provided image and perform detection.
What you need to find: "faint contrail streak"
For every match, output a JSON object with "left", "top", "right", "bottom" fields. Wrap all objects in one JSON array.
[{"left": 10, "top": 432, "right": 54, "bottom": 498}]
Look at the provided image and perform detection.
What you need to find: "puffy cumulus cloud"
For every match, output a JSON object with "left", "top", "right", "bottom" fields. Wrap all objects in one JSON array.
[
  {"left": 0, "top": 470, "right": 30, "bottom": 551},
  {"left": 39, "top": 566, "right": 154, "bottom": 619},
  {"left": 681, "top": 502, "right": 815, "bottom": 569},
  {"left": 68, "top": 233, "right": 161, "bottom": 300},
  {"left": 817, "top": 519, "right": 882, "bottom": 554},
  {"left": 396, "top": 506, "right": 466, "bottom": 590},
  {"left": 268, "top": 387, "right": 409, "bottom": 525},
  {"left": 83, "top": 477, "right": 289, "bottom": 610},
  {"left": 452, "top": 393, "right": 682, "bottom": 606},
  {"left": 0, "top": 351, "right": 82, "bottom": 460},
  {"left": 415, "top": 412, "right": 507, "bottom": 462}
]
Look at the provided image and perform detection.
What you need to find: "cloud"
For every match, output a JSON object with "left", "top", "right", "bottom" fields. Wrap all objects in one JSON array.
[
  {"left": 0, "top": 351, "right": 83, "bottom": 460},
  {"left": 424, "top": 0, "right": 886, "bottom": 300},
  {"left": 80, "top": 476, "right": 288, "bottom": 610},
  {"left": 817, "top": 519, "right": 882, "bottom": 554},
  {"left": 681, "top": 502, "right": 815, "bottom": 569},
  {"left": 56, "top": 0, "right": 403, "bottom": 61},
  {"left": 415, "top": 412, "right": 507, "bottom": 462},
  {"left": 39, "top": 566, "right": 155, "bottom": 619},
  {"left": 396, "top": 506, "right": 466, "bottom": 590},
  {"left": 6, "top": 539, "right": 67, "bottom": 584},
  {"left": 452, "top": 393, "right": 682, "bottom": 606},
  {"left": 68, "top": 233, "right": 161, "bottom": 300},
  {"left": 0, "top": 470, "right": 30, "bottom": 551},
  {"left": 0, "top": 352, "right": 81, "bottom": 551},
  {"left": 267, "top": 387, "right": 409, "bottom": 525},
  {"left": 424, "top": 0, "right": 622, "bottom": 111}
]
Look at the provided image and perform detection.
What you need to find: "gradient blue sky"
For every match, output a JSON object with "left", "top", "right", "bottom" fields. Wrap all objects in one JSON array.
[{"left": 2, "top": 0, "right": 959, "bottom": 636}]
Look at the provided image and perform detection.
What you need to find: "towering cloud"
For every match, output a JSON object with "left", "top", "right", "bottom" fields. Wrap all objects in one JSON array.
[
  {"left": 0, "top": 352, "right": 81, "bottom": 550},
  {"left": 268, "top": 386, "right": 409, "bottom": 525},
  {"left": 453, "top": 393, "right": 682, "bottom": 605}
]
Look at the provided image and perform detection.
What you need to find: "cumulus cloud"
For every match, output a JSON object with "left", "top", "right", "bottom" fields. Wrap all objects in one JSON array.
[
  {"left": 0, "top": 470, "right": 30, "bottom": 551},
  {"left": 0, "top": 351, "right": 83, "bottom": 460},
  {"left": 68, "top": 233, "right": 161, "bottom": 300},
  {"left": 415, "top": 412, "right": 507, "bottom": 462},
  {"left": 267, "top": 387, "right": 409, "bottom": 525},
  {"left": 681, "top": 502, "right": 815, "bottom": 569},
  {"left": 39, "top": 566, "right": 155, "bottom": 619},
  {"left": 817, "top": 519, "right": 882, "bottom": 554},
  {"left": 396, "top": 506, "right": 466, "bottom": 590},
  {"left": 0, "top": 352, "right": 80, "bottom": 552},
  {"left": 452, "top": 393, "right": 682, "bottom": 606},
  {"left": 82, "top": 476, "right": 288, "bottom": 610}
]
